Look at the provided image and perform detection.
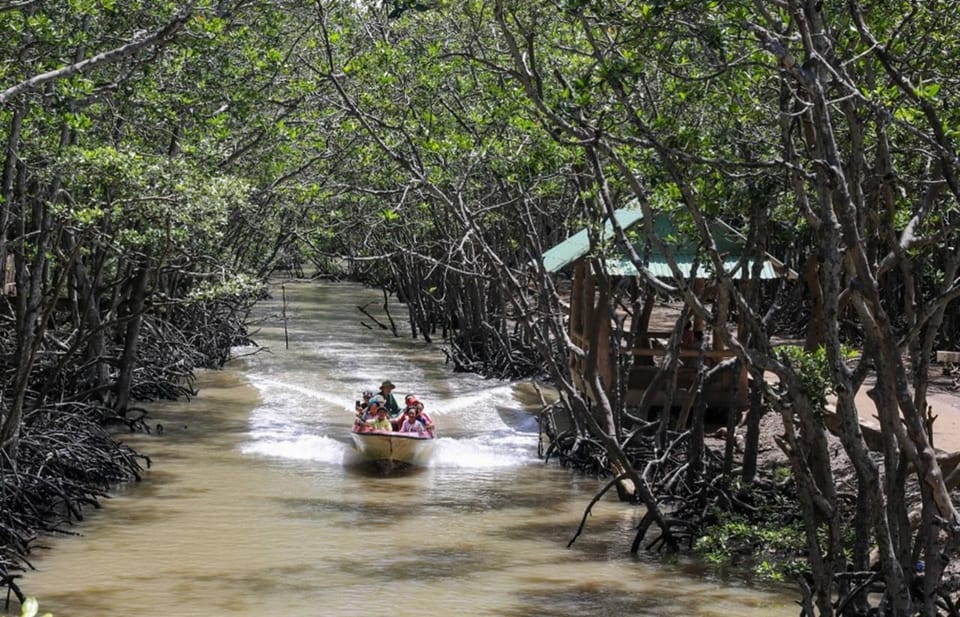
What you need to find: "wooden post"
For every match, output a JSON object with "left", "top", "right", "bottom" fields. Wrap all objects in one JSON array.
[
  {"left": 569, "top": 262, "right": 586, "bottom": 383},
  {"left": 734, "top": 286, "right": 748, "bottom": 407},
  {"left": 570, "top": 261, "right": 585, "bottom": 341},
  {"left": 596, "top": 289, "right": 612, "bottom": 393},
  {"left": 692, "top": 278, "right": 705, "bottom": 334},
  {"left": 2, "top": 253, "right": 15, "bottom": 296},
  {"left": 281, "top": 284, "right": 289, "bottom": 350},
  {"left": 581, "top": 263, "right": 596, "bottom": 340}
]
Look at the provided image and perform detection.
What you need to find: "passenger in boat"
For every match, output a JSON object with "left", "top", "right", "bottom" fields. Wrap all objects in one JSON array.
[
  {"left": 360, "top": 395, "right": 389, "bottom": 421},
  {"left": 354, "top": 395, "right": 379, "bottom": 431},
  {"left": 367, "top": 394, "right": 398, "bottom": 429},
  {"left": 365, "top": 405, "right": 393, "bottom": 432},
  {"left": 354, "top": 390, "right": 374, "bottom": 417},
  {"left": 405, "top": 396, "right": 434, "bottom": 434},
  {"left": 378, "top": 380, "right": 402, "bottom": 418},
  {"left": 398, "top": 408, "right": 425, "bottom": 435}
]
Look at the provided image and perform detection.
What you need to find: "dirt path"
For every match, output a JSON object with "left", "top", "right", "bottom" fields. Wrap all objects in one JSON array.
[
  {"left": 844, "top": 359, "right": 960, "bottom": 452},
  {"left": 926, "top": 390, "right": 960, "bottom": 452},
  {"left": 763, "top": 366, "right": 960, "bottom": 455},
  {"left": 854, "top": 386, "right": 960, "bottom": 453}
]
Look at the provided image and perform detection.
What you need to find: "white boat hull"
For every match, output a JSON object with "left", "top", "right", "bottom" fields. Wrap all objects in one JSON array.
[{"left": 350, "top": 430, "right": 435, "bottom": 467}]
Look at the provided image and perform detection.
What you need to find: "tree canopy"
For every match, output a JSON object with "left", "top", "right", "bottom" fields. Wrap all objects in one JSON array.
[{"left": 2, "top": 1, "right": 959, "bottom": 614}]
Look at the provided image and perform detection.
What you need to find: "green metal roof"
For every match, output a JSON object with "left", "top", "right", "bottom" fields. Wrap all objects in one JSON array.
[
  {"left": 601, "top": 255, "right": 782, "bottom": 279},
  {"left": 542, "top": 208, "right": 791, "bottom": 280},
  {"left": 542, "top": 208, "right": 644, "bottom": 272}
]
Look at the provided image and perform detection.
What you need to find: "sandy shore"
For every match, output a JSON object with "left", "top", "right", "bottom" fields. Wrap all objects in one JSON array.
[
  {"left": 853, "top": 387, "right": 960, "bottom": 453},
  {"left": 927, "top": 390, "right": 960, "bottom": 452}
]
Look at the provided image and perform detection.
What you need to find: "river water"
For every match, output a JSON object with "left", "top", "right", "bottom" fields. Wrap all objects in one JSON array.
[{"left": 16, "top": 281, "right": 797, "bottom": 617}]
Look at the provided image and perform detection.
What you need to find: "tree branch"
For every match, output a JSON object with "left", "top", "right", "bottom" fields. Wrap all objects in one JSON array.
[{"left": 0, "top": 6, "right": 194, "bottom": 105}]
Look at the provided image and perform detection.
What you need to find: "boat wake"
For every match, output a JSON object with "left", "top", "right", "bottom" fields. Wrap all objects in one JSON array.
[
  {"left": 239, "top": 366, "right": 540, "bottom": 470},
  {"left": 241, "top": 424, "right": 537, "bottom": 468},
  {"left": 241, "top": 433, "right": 348, "bottom": 464},
  {"left": 430, "top": 434, "right": 538, "bottom": 468}
]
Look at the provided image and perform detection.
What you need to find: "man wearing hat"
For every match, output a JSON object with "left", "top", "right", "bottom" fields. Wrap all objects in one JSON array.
[{"left": 377, "top": 379, "right": 402, "bottom": 423}]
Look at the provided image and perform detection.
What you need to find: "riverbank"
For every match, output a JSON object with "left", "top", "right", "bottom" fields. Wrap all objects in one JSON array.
[
  {"left": 745, "top": 364, "right": 960, "bottom": 597},
  {"left": 0, "top": 287, "right": 259, "bottom": 605},
  {"left": 539, "top": 354, "right": 960, "bottom": 609}
]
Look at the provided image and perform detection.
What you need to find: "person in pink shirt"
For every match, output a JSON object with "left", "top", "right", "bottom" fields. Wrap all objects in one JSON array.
[
  {"left": 404, "top": 395, "right": 434, "bottom": 435},
  {"left": 398, "top": 408, "right": 425, "bottom": 435}
]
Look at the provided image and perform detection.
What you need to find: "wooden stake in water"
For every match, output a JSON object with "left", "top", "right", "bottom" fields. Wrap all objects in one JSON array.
[{"left": 282, "top": 284, "right": 289, "bottom": 350}]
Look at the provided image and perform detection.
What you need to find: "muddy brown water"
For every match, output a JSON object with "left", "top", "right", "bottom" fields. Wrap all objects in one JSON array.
[{"left": 15, "top": 281, "right": 797, "bottom": 617}]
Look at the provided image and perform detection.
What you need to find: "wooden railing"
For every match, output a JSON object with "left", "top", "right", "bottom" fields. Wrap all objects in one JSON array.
[
  {"left": 629, "top": 348, "right": 736, "bottom": 360},
  {"left": 569, "top": 331, "right": 749, "bottom": 409}
]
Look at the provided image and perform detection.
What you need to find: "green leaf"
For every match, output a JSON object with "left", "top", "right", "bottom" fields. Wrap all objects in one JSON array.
[
  {"left": 381, "top": 209, "right": 400, "bottom": 222},
  {"left": 20, "top": 597, "right": 39, "bottom": 617}
]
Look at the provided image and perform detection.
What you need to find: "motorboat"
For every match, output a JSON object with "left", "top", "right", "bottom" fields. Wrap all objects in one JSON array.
[
  {"left": 350, "top": 393, "right": 437, "bottom": 469},
  {"left": 350, "top": 427, "right": 435, "bottom": 469}
]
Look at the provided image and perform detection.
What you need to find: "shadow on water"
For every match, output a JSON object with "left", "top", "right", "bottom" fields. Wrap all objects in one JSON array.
[
  {"left": 506, "top": 585, "right": 669, "bottom": 617},
  {"left": 342, "top": 460, "right": 431, "bottom": 478},
  {"left": 336, "top": 546, "right": 502, "bottom": 582}
]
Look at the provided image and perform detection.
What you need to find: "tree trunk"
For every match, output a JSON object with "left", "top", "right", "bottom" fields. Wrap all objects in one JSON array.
[{"left": 114, "top": 262, "right": 151, "bottom": 415}]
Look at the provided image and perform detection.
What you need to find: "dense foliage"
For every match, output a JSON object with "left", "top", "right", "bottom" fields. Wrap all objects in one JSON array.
[{"left": 2, "top": 1, "right": 959, "bottom": 615}]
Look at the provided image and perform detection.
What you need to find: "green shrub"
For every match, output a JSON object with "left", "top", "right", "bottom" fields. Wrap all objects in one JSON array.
[{"left": 695, "top": 512, "right": 809, "bottom": 581}]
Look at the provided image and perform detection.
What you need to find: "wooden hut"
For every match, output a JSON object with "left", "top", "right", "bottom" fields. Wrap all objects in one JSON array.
[{"left": 542, "top": 207, "right": 794, "bottom": 417}]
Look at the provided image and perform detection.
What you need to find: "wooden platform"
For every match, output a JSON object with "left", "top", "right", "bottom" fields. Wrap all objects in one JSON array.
[
  {"left": 937, "top": 350, "right": 960, "bottom": 364},
  {"left": 624, "top": 362, "right": 747, "bottom": 410}
]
